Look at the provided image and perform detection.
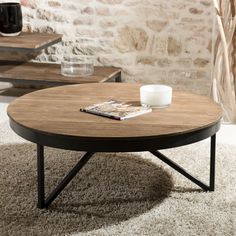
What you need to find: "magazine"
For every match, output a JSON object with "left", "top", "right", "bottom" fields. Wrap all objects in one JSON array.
[{"left": 80, "top": 100, "right": 152, "bottom": 120}]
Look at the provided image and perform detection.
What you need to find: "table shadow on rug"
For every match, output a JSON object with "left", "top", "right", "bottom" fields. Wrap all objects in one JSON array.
[{"left": 0, "top": 143, "right": 173, "bottom": 235}]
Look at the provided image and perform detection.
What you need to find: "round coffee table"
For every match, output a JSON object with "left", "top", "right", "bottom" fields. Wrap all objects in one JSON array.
[{"left": 7, "top": 83, "right": 222, "bottom": 208}]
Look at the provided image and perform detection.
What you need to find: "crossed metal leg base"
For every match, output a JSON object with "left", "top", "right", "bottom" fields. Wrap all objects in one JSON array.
[
  {"left": 150, "top": 135, "right": 216, "bottom": 192},
  {"left": 37, "top": 146, "right": 95, "bottom": 209},
  {"left": 36, "top": 135, "right": 216, "bottom": 209}
]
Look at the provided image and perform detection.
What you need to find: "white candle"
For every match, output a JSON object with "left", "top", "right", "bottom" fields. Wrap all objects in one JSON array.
[{"left": 140, "top": 85, "right": 172, "bottom": 108}]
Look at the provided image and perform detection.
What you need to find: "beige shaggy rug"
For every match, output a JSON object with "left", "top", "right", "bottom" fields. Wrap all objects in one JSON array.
[{"left": 0, "top": 137, "right": 235, "bottom": 235}]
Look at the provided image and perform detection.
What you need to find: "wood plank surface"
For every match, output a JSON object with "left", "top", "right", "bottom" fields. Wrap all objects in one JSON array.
[
  {"left": 0, "top": 32, "right": 62, "bottom": 51},
  {"left": 7, "top": 83, "right": 222, "bottom": 139},
  {"left": 0, "top": 61, "right": 121, "bottom": 84}
]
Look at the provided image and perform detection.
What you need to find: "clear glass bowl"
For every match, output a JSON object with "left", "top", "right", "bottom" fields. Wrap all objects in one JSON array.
[{"left": 61, "top": 56, "right": 94, "bottom": 77}]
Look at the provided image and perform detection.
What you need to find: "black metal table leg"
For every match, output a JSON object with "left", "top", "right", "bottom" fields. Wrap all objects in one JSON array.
[
  {"left": 36, "top": 146, "right": 95, "bottom": 209},
  {"left": 115, "top": 74, "right": 122, "bottom": 82},
  {"left": 44, "top": 151, "right": 95, "bottom": 208},
  {"left": 209, "top": 134, "right": 216, "bottom": 191},
  {"left": 37, "top": 144, "right": 45, "bottom": 209},
  {"left": 150, "top": 135, "right": 216, "bottom": 191}
]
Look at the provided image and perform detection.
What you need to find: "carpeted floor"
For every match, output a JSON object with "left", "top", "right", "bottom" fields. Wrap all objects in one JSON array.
[{"left": 0, "top": 97, "right": 235, "bottom": 236}]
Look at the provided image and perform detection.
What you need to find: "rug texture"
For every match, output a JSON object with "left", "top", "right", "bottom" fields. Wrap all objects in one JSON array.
[{"left": 0, "top": 139, "right": 235, "bottom": 236}]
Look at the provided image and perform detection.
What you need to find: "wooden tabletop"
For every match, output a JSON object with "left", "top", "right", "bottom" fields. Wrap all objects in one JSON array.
[
  {"left": 0, "top": 61, "right": 121, "bottom": 85},
  {"left": 0, "top": 32, "right": 62, "bottom": 52},
  {"left": 8, "top": 83, "right": 222, "bottom": 139}
]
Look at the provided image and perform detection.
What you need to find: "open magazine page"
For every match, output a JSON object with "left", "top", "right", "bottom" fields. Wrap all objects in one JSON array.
[{"left": 80, "top": 100, "right": 152, "bottom": 120}]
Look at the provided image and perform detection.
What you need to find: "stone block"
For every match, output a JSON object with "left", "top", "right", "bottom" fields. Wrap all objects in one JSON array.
[
  {"left": 146, "top": 20, "right": 169, "bottom": 32},
  {"left": 115, "top": 26, "right": 148, "bottom": 53},
  {"left": 167, "top": 37, "right": 182, "bottom": 56}
]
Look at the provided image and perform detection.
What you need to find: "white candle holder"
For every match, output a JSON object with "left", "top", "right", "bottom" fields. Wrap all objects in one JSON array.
[{"left": 140, "top": 84, "right": 172, "bottom": 108}]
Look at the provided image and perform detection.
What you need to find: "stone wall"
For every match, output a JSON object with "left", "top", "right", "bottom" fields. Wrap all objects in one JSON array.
[{"left": 4, "top": 0, "right": 214, "bottom": 94}]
